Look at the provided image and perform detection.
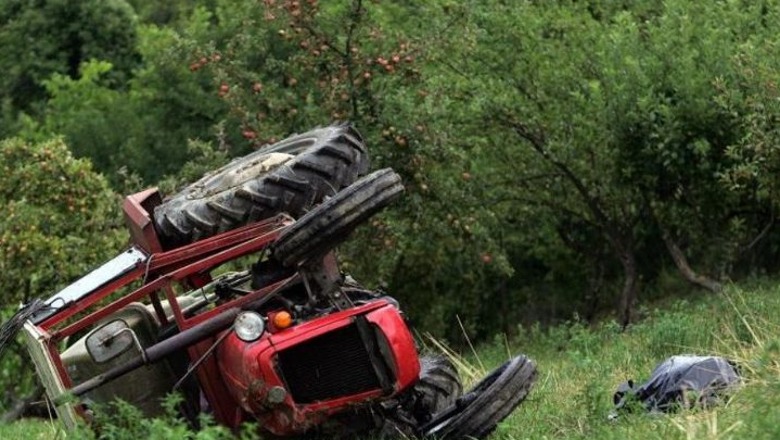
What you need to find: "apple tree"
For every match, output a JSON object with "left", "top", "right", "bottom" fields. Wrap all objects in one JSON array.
[{"left": 0, "top": 137, "right": 124, "bottom": 305}]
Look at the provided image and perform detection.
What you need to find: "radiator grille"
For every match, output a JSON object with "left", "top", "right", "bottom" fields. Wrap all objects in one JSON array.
[{"left": 277, "top": 323, "right": 381, "bottom": 404}]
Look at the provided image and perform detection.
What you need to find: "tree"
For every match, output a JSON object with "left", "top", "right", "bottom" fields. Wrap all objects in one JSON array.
[
  {"left": 716, "top": 5, "right": 780, "bottom": 275},
  {"left": 0, "top": 137, "right": 124, "bottom": 305},
  {"left": 25, "top": 19, "right": 227, "bottom": 185},
  {"left": 0, "top": 136, "right": 125, "bottom": 413},
  {"left": 421, "top": 0, "right": 777, "bottom": 326},
  {"left": 0, "top": 0, "right": 140, "bottom": 136}
]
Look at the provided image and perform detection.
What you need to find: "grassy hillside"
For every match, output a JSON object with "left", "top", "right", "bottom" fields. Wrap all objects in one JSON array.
[
  {"left": 4, "top": 280, "right": 780, "bottom": 439},
  {"left": 473, "top": 279, "right": 780, "bottom": 439}
]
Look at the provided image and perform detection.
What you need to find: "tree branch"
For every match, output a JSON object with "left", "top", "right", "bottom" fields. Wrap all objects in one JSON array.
[
  {"left": 501, "top": 117, "right": 615, "bottom": 234},
  {"left": 487, "top": 194, "right": 599, "bottom": 229},
  {"left": 659, "top": 226, "right": 723, "bottom": 293},
  {"left": 344, "top": 0, "right": 363, "bottom": 119},
  {"left": 300, "top": 23, "right": 347, "bottom": 58},
  {"left": 740, "top": 210, "right": 774, "bottom": 256}
]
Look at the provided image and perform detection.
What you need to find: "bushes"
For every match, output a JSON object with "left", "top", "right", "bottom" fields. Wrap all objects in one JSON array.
[
  {"left": 0, "top": 137, "right": 124, "bottom": 304},
  {"left": 0, "top": 0, "right": 139, "bottom": 134},
  {"left": 90, "top": 395, "right": 238, "bottom": 440}
]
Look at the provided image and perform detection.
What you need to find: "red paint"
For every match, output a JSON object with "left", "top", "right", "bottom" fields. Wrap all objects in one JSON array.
[{"left": 217, "top": 301, "right": 420, "bottom": 435}]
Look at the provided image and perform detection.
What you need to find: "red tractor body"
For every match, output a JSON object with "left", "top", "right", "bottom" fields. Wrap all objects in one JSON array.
[
  {"left": 21, "top": 188, "right": 422, "bottom": 436},
  {"left": 218, "top": 300, "right": 419, "bottom": 434}
]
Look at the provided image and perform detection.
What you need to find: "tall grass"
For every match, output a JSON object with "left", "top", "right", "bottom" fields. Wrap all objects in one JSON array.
[
  {"left": 4, "top": 280, "right": 780, "bottom": 439},
  {"left": 468, "top": 280, "right": 780, "bottom": 439}
]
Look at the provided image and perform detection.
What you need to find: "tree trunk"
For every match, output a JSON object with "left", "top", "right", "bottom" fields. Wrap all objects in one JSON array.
[
  {"left": 505, "top": 119, "right": 643, "bottom": 329},
  {"left": 617, "top": 246, "right": 639, "bottom": 329},
  {"left": 660, "top": 228, "right": 723, "bottom": 293}
]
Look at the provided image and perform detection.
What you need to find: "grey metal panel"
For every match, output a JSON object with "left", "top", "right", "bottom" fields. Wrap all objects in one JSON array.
[{"left": 32, "top": 247, "right": 148, "bottom": 324}]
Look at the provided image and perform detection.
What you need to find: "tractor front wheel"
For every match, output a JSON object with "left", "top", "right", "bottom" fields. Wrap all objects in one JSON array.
[
  {"left": 379, "top": 355, "right": 463, "bottom": 439},
  {"left": 272, "top": 168, "right": 403, "bottom": 267},
  {"left": 420, "top": 355, "right": 537, "bottom": 439}
]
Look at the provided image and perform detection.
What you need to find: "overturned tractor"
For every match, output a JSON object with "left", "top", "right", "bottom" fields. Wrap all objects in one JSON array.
[{"left": 9, "top": 124, "right": 536, "bottom": 438}]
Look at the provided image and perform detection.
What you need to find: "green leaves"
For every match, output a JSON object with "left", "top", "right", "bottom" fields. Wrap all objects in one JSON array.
[
  {"left": 0, "top": 138, "right": 124, "bottom": 304},
  {"left": 3, "top": 0, "right": 780, "bottom": 339},
  {"left": 0, "top": 0, "right": 139, "bottom": 124},
  {"left": 408, "top": 0, "right": 780, "bottom": 327}
]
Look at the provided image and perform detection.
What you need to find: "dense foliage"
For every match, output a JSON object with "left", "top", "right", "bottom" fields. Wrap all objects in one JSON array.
[
  {"left": 4, "top": 0, "right": 780, "bottom": 343},
  {"left": 0, "top": 137, "right": 125, "bottom": 412},
  {"left": 0, "top": 0, "right": 139, "bottom": 137},
  {"left": 0, "top": 138, "right": 124, "bottom": 304}
]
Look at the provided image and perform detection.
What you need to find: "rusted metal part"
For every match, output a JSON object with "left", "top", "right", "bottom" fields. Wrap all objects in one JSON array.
[
  {"left": 300, "top": 252, "right": 354, "bottom": 310},
  {"left": 40, "top": 214, "right": 292, "bottom": 339},
  {"left": 123, "top": 188, "right": 165, "bottom": 254}
]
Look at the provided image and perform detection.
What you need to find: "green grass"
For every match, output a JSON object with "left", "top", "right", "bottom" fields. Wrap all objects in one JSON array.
[
  {"left": 0, "top": 419, "right": 65, "bottom": 439},
  {"left": 456, "top": 280, "right": 780, "bottom": 440},
  {"left": 5, "top": 280, "right": 780, "bottom": 439}
]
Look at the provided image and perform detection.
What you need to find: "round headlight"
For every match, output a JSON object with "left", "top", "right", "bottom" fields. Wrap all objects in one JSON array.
[{"left": 234, "top": 311, "right": 266, "bottom": 342}]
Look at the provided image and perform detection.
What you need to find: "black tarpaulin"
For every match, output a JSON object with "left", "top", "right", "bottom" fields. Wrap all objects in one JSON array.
[{"left": 613, "top": 355, "right": 740, "bottom": 413}]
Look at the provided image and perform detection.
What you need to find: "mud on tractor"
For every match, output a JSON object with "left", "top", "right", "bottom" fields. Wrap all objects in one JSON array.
[{"left": 9, "top": 124, "right": 537, "bottom": 438}]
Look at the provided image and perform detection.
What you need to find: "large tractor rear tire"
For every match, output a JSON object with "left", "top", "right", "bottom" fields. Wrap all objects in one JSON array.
[{"left": 154, "top": 124, "right": 368, "bottom": 245}]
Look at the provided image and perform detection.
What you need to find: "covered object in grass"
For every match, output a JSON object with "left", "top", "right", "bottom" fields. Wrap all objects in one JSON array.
[{"left": 613, "top": 355, "right": 740, "bottom": 413}]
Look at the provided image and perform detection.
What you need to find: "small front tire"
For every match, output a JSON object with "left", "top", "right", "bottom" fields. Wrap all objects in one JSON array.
[{"left": 420, "top": 355, "right": 537, "bottom": 439}]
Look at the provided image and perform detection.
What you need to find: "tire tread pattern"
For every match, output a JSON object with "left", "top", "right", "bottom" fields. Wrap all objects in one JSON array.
[
  {"left": 415, "top": 356, "right": 463, "bottom": 421},
  {"left": 424, "top": 355, "right": 538, "bottom": 440},
  {"left": 378, "top": 355, "right": 463, "bottom": 439},
  {"left": 154, "top": 123, "right": 369, "bottom": 245},
  {"left": 272, "top": 168, "right": 404, "bottom": 267}
]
